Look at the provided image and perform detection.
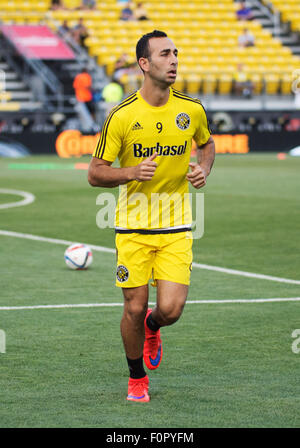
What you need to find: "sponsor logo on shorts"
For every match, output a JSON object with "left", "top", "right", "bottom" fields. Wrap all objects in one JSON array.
[
  {"left": 176, "top": 113, "right": 190, "bottom": 130},
  {"left": 116, "top": 265, "right": 129, "bottom": 282}
]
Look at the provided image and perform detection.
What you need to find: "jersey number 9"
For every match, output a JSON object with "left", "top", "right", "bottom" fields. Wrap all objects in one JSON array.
[{"left": 156, "top": 122, "right": 163, "bottom": 133}]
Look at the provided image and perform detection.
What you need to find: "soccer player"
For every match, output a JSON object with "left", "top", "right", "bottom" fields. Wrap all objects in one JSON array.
[{"left": 88, "top": 30, "right": 215, "bottom": 402}]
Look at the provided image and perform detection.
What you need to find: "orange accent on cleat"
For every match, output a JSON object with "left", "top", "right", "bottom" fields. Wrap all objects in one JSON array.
[
  {"left": 143, "top": 308, "right": 163, "bottom": 370},
  {"left": 127, "top": 375, "right": 150, "bottom": 402}
]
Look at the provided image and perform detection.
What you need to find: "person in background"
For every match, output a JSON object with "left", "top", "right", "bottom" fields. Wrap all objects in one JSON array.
[
  {"left": 101, "top": 81, "right": 124, "bottom": 117},
  {"left": 51, "top": 0, "right": 64, "bottom": 10},
  {"left": 233, "top": 64, "right": 254, "bottom": 98},
  {"left": 113, "top": 53, "right": 132, "bottom": 79},
  {"left": 238, "top": 28, "right": 255, "bottom": 47},
  {"left": 113, "top": 53, "right": 138, "bottom": 79},
  {"left": 72, "top": 18, "right": 89, "bottom": 48},
  {"left": 134, "top": 3, "right": 149, "bottom": 21},
  {"left": 236, "top": 2, "right": 254, "bottom": 21},
  {"left": 113, "top": 53, "right": 141, "bottom": 91},
  {"left": 58, "top": 20, "right": 72, "bottom": 39},
  {"left": 73, "top": 67, "right": 95, "bottom": 117},
  {"left": 80, "top": 0, "right": 96, "bottom": 9},
  {"left": 120, "top": 3, "right": 134, "bottom": 21}
]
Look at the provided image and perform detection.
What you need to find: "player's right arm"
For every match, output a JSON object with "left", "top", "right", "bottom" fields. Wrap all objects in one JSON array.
[
  {"left": 88, "top": 106, "right": 157, "bottom": 188},
  {"left": 88, "top": 153, "right": 157, "bottom": 188}
]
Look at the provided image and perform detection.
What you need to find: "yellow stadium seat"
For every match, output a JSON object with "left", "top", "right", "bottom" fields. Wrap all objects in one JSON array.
[
  {"left": 185, "top": 74, "right": 201, "bottom": 94},
  {"left": 218, "top": 75, "right": 232, "bottom": 95},
  {"left": 264, "top": 74, "right": 280, "bottom": 94},
  {"left": 172, "top": 75, "right": 185, "bottom": 92},
  {"left": 202, "top": 75, "right": 217, "bottom": 94},
  {"left": 35, "top": 0, "right": 300, "bottom": 96},
  {"left": 249, "top": 74, "right": 263, "bottom": 95},
  {"left": 280, "top": 74, "right": 293, "bottom": 95}
]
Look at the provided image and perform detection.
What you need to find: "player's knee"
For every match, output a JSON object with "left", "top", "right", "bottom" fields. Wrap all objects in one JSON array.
[
  {"left": 123, "top": 296, "right": 148, "bottom": 323},
  {"left": 158, "top": 301, "right": 185, "bottom": 326}
]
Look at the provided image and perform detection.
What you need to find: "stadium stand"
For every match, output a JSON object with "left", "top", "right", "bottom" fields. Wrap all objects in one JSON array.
[
  {"left": 0, "top": 50, "right": 42, "bottom": 112},
  {"left": 0, "top": 0, "right": 299, "bottom": 99},
  {"left": 266, "top": 0, "right": 300, "bottom": 34},
  {"left": 0, "top": 0, "right": 299, "bottom": 140},
  {"left": 248, "top": 1, "right": 300, "bottom": 55},
  {"left": 44, "top": 0, "right": 300, "bottom": 96},
  {"left": 0, "top": 0, "right": 108, "bottom": 131}
]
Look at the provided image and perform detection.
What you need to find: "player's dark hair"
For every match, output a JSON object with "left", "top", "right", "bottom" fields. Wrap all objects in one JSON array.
[{"left": 136, "top": 30, "right": 167, "bottom": 69}]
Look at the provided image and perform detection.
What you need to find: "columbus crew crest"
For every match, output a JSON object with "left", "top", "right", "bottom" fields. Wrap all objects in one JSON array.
[
  {"left": 176, "top": 113, "right": 190, "bottom": 130},
  {"left": 116, "top": 265, "right": 129, "bottom": 282}
]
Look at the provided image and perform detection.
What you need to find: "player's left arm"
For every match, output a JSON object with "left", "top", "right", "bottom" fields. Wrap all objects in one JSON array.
[{"left": 187, "top": 136, "right": 215, "bottom": 189}]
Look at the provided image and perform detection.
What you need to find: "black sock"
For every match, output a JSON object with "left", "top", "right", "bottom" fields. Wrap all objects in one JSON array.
[
  {"left": 126, "top": 356, "right": 146, "bottom": 379},
  {"left": 146, "top": 312, "right": 161, "bottom": 332}
]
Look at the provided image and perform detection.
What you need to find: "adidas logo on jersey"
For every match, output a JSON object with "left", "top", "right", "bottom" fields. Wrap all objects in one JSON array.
[{"left": 132, "top": 122, "right": 143, "bottom": 130}]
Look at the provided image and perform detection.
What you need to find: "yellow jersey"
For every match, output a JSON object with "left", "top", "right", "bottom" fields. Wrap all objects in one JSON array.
[{"left": 93, "top": 88, "right": 211, "bottom": 233}]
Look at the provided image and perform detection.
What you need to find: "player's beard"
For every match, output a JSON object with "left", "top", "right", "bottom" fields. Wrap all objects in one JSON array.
[{"left": 148, "top": 62, "right": 176, "bottom": 88}]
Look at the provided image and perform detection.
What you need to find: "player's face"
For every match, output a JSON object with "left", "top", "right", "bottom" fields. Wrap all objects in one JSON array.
[{"left": 144, "top": 37, "right": 178, "bottom": 86}]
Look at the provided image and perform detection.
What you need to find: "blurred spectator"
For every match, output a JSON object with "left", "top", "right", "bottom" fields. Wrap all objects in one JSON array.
[
  {"left": 72, "top": 18, "right": 89, "bottom": 48},
  {"left": 80, "top": 0, "right": 96, "bottom": 9},
  {"left": 58, "top": 20, "right": 72, "bottom": 39},
  {"left": 73, "top": 68, "right": 95, "bottom": 117},
  {"left": 113, "top": 53, "right": 142, "bottom": 92},
  {"left": 101, "top": 81, "right": 124, "bottom": 117},
  {"left": 113, "top": 53, "right": 133, "bottom": 80},
  {"left": 114, "top": 53, "right": 130, "bottom": 70},
  {"left": 120, "top": 3, "right": 134, "bottom": 21},
  {"left": 236, "top": 2, "right": 253, "bottom": 21},
  {"left": 102, "top": 81, "right": 124, "bottom": 103},
  {"left": 233, "top": 64, "right": 254, "bottom": 98},
  {"left": 51, "top": 0, "right": 64, "bottom": 10},
  {"left": 134, "top": 3, "right": 149, "bottom": 21},
  {"left": 238, "top": 28, "right": 255, "bottom": 47}
]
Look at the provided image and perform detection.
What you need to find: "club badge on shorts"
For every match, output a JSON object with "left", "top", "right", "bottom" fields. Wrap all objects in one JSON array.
[
  {"left": 116, "top": 265, "right": 129, "bottom": 282},
  {"left": 176, "top": 113, "right": 190, "bottom": 130}
]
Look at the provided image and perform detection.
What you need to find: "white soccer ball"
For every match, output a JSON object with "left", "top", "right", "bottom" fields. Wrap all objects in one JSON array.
[{"left": 64, "top": 243, "right": 93, "bottom": 270}]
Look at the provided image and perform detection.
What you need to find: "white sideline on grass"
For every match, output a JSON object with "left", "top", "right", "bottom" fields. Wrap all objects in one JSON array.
[
  {"left": 0, "top": 229, "right": 300, "bottom": 285},
  {"left": 0, "top": 298, "right": 300, "bottom": 311}
]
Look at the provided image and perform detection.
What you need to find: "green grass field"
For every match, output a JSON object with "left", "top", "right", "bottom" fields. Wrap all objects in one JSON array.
[{"left": 0, "top": 153, "right": 300, "bottom": 428}]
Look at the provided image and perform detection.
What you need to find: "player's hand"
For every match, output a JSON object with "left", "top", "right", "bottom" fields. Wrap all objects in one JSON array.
[
  {"left": 186, "top": 163, "right": 207, "bottom": 189},
  {"left": 134, "top": 152, "right": 158, "bottom": 181}
]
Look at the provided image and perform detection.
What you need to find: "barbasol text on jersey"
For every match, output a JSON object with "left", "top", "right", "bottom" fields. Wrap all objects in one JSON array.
[{"left": 133, "top": 141, "right": 187, "bottom": 158}]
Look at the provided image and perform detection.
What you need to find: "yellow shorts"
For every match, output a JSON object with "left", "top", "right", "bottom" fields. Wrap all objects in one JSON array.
[{"left": 115, "top": 231, "right": 193, "bottom": 288}]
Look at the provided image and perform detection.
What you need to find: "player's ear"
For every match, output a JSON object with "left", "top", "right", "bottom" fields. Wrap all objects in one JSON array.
[{"left": 138, "top": 57, "right": 149, "bottom": 73}]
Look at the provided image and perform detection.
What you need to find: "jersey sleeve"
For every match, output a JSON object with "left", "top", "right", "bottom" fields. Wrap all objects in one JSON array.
[
  {"left": 93, "top": 110, "right": 122, "bottom": 162},
  {"left": 193, "top": 103, "right": 211, "bottom": 147}
]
